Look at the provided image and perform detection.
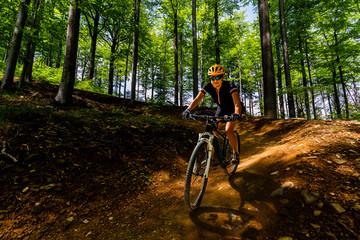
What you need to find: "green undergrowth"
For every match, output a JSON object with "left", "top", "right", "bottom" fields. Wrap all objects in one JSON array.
[
  {"left": 0, "top": 92, "right": 177, "bottom": 129},
  {"left": 0, "top": 87, "right": 190, "bottom": 202}
]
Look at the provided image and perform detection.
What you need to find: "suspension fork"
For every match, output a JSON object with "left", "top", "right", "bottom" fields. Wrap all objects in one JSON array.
[{"left": 197, "top": 132, "right": 223, "bottom": 177}]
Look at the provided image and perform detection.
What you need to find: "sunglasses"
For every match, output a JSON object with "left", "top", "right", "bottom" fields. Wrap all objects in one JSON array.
[{"left": 211, "top": 75, "right": 223, "bottom": 81}]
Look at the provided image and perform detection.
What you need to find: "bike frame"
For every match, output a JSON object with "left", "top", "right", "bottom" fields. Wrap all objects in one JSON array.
[{"left": 196, "top": 124, "right": 226, "bottom": 178}]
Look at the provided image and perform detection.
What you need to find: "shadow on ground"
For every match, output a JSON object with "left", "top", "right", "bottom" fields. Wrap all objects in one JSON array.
[{"left": 188, "top": 170, "right": 281, "bottom": 239}]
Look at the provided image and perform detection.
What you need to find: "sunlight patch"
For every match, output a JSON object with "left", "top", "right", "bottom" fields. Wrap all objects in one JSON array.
[
  {"left": 336, "top": 165, "right": 358, "bottom": 176},
  {"left": 243, "top": 202, "right": 259, "bottom": 212}
]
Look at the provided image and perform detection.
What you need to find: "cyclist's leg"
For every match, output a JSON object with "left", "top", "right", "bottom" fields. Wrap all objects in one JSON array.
[
  {"left": 225, "top": 121, "right": 238, "bottom": 153},
  {"left": 209, "top": 122, "right": 222, "bottom": 164}
]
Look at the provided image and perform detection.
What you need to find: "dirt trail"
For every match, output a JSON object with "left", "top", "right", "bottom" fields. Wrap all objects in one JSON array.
[
  {"left": 117, "top": 116, "right": 360, "bottom": 240},
  {"left": 1, "top": 83, "right": 359, "bottom": 240},
  {"left": 118, "top": 118, "right": 282, "bottom": 240}
]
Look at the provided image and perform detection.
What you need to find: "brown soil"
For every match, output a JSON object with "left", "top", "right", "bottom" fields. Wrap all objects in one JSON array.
[{"left": 1, "top": 82, "right": 360, "bottom": 240}]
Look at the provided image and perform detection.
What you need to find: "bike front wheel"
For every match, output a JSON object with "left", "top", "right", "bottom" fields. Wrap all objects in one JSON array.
[
  {"left": 184, "top": 140, "right": 209, "bottom": 212},
  {"left": 223, "top": 131, "right": 240, "bottom": 176}
]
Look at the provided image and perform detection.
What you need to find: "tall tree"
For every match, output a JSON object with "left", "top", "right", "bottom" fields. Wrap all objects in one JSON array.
[
  {"left": 214, "top": 0, "right": 220, "bottom": 64},
  {"left": 179, "top": 30, "right": 183, "bottom": 106},
  {"left": 279, "top": 0, "right": 295, "bottom": 118},
  {"left": 275, "top": 33, "right": 285, "bottom": 119},
  {"left": 331, "top": 69, "right": 341, "bottom": 117},
  {"left": 130, "top": 0, "right": 141, "bottom": 101},
  {"left": 101, "top": 2, "right": 129, "bottom": 95},
  {"left": 298, "top": 33, "right": 311, "bottom": 120},
  {"left": 258, "top": 0, "right": 277, "bottom": 118},
  {"left": 171, "top": 0, "right": 179, "bottom": 105},
  {"left": 108, "top": 38, "right": 118, "bottom": 95},
  {"left": 1, "top": 0, "right": 31, "bottom": 91},
  {"left": 83, "top": 0, "right": 109, "bottom": 80},
  {"left": 334, "top": 30, "right": 349, "bottom": 119},
  {"left": 192, "top": 0, "right": 198, "bottom": 99},
  {"left": 84, "top": 7, "right": 100, "bottom": 80},
  {"left": 54, "top": 0, "right": 81, "bottom": 104},
  {"left": 200, "top": 21, "right": 204, "bottom": 91},
  {"left": 304, "top": 40, "right": 317, "bottom": 119},
  {"left": 18, "top": 0, "right": 42, "bottom": 89},
  {"left": 123, "top": 35, "right": 131, "bottom": 98}
]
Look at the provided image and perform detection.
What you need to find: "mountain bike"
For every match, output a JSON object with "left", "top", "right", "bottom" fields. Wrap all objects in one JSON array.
[{"left": 184, "top": 114, "right": 240, "bottom": 212}]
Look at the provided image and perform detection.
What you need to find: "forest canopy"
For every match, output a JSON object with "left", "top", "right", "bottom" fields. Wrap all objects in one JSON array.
[{"left": 0, "top": 0, "right": 359, "bottom": 120}]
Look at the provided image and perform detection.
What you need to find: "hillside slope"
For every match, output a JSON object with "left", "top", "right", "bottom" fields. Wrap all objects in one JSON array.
[{"left": 0, "top": 82, "right": 359, "bottom": 239}]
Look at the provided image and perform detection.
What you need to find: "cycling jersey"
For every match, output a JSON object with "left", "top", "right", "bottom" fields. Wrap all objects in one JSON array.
[{"left": 201, "top": 81, "right": 238, "bottom": 116}]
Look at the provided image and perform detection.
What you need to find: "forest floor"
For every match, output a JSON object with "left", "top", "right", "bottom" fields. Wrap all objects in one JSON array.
[{"left": 0, "top": 82, "right": 360, "bottom": 240}]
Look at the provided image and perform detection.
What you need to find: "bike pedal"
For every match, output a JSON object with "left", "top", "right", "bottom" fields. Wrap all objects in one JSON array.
[
  {"left": 219, "top": 161, "right": 229, "bottom": 169},
  {"left": 211, "top": 162, "right": 220, "bottom": 167},
  {"left": 231, "top": 159, "right": 239, "bottom": 165}
]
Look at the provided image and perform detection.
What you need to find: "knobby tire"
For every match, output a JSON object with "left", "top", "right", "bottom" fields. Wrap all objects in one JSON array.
[{"left": 184, "top": 141, "right": 209, "bottom": 212}]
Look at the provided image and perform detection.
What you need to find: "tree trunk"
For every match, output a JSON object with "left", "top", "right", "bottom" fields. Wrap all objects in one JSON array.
[
  {"left": 87, "top": 13, "right": 100, "bottom": 80},
  {"left": 173, "top": 5, "right": 178, "bottom": 106},
  {"left": 200, "top": 21, "right": 204, "bottom": 89},
  {"left": 55, "top": 41, "right": 62, "bottom": 68},
  {"left": 179, "top": 31, "right": 183, "bottom": 106},
  {"left": 259, "top": 78, "right": 264, "bottom": 117},
  {"left": 337, "top": 58, "right": 349, "bottom": 119},
  {"left": 18, "top": 0, "right": 41, "bottom": 89},
  {"left": 249, "top": 91, "right": 253, "bottom": 116},
  {"left": 124, "top": 36, "right": 131, "bottom": 98},
  {"left": 258, "top": 0, "right": 277, "bottom": 118},
  {"left": 298, "top": 34, "right": 311, "bottom": 120},
  {"left": 1, "top": 0, "right": 31, "bottom": 91},
  {"left": 130, "top": 0, "right": 141, "bottom": 101},
  {"left": 108, "top": 40, "right": 116, "bottom": 95},
  {"left": 144, "top": 78, "right": 147, "bottom": 102},
  {"left": 151, "top": 64, "right": 156, "bottom": 101},
  {"left": 192, "top": 0, "right": 198, "bottom": 99},
  {"left": 331, "top": 69, "right": 341, "bottom": 117},
  {"left": 137, "top": 74, "right": 140, "bottom": 99},
  {"left": 161, "top": 44, "right": 167, "bottom": 102},
  {"left": 346, "top": 88, "right": 357, "bottom": 112},
  {"left": 275, "top": 38, "right": 285, "bottom": 119},
  {"left": 334, "top": 31, "right": 349, "bottom": 119},
  {"left": 3, "top": 38, "right": 10, "bottom": 63},
  {"left": 54, "top": 0, "right": 81, "bottom": 105},
  {"left": 352, "top": 75, "right": 359, "bottom": 109},
  {"left": 81, "top": 60, "right": 87, "bottom": 81},
  {"left": 19, "top": 38, "right": 37, "bottom": 88},
  {"left": 214, "top": 0, "right": 220, "bottom": 64},
  {"left": 295, "top": 95, "right": 304, "bottom": 118},
  {"left": 279, "top": 0, "right": 295, "bottom": 118},
  {"left": 304, "top": 39, "right": 317, "bottom": 119},
  {"left": 320, "top": 90, "right": 328, "bottom": 118},
  {"left": 115, "top": 67, "right": 120, "bottom": 96},
  {"left": 237, "top": 53, "right": 243, "bottom": 101},
  {"left": 47, "top": 36, "right": 53, "bottom": 67},
  {"left": 327, "top": 91, "right": 333, "bottom": 119}
]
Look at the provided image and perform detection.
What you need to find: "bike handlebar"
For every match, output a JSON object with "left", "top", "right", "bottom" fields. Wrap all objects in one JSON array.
[{"left": 189, "top": 114, "right": 232, "bottom": 122}]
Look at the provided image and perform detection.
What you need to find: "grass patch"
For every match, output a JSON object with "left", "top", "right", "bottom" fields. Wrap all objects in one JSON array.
[
  {"left": 0, "top": 101, "right": 55, "bottom": 126},
  {"left": 32, "top": 62, "right": 62, "bottom": 84}
]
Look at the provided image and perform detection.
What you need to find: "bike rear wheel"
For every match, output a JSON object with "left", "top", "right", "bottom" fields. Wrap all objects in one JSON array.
[
  {"left": 222, "top": 131, "right": 240, "bottom": 176},
  {"left": 184, "top": 141, "right": 209, "bottom": 211}
]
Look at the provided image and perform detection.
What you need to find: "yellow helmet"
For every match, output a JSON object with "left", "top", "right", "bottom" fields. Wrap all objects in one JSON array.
[{"left": 208, "top": 64, "right": 225, "bottom": 77}]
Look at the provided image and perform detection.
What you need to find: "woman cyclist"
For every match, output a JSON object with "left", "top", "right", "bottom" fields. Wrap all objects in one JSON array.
[{"left": 182, "top": 64, "right": 242, "bottom": 163}]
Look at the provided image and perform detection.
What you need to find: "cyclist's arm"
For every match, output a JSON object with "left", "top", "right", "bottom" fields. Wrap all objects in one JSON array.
[
  {"left": 187, "top": 92, "right": 205, "bottom": 111},
  {"left": 231, "top": 92, "right": 241, "bottom": 115}
]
